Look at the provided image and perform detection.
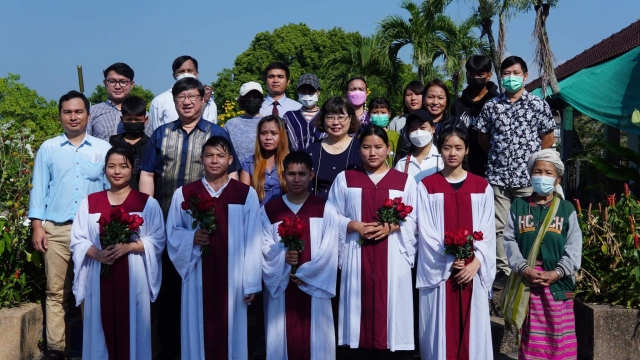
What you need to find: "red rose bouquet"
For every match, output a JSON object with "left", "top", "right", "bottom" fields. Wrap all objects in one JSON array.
[
  {"left": 277, "top": 216, "right": 308, "bottom": 274},
  {"left": 358, "top": 197, "right": 413, "bottom": 245},
  {"left": 181, "top": 191, "right": 218, "bottom": 257},
  {"left": 443, "top": 229, "right": 483, "bottom": 259},
  {"left": 98, "top": 206, "right": 144, "bottom": 277}
]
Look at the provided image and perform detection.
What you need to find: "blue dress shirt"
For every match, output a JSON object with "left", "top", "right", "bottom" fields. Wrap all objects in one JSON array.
[
  {"left": 240, "top": 155, "right": 282, "bottom": 206},
  {"left": 260, "top": 95, "right": 302, "bottom": 117},
  {"left": 29, "top": 133, "right": 112, "bottom": 222}
]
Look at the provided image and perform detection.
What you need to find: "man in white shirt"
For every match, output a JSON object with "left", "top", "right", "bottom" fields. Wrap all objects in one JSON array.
[
  {"left": 259, "top": 62, "right": 302, "bottom": 116},
  {"left": 150, "top": 55, "right": 218, "bottom": 130}
]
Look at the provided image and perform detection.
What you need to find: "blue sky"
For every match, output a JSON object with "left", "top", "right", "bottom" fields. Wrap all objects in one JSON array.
[{"left": 1, "top": 0, "right": 639, "bottom": 101}]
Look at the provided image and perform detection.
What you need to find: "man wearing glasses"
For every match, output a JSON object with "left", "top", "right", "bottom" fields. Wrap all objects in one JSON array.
[
  {"left": 139, "top": 76, "right": 238, "bottom": 360},
  {"left": 87, "top": 62, "right": 153, "bottom": 141}
]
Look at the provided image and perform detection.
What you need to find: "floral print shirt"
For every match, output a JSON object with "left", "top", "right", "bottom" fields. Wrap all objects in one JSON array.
[{"left": 472, "top": 90, "right": 556, "bottom": 188}]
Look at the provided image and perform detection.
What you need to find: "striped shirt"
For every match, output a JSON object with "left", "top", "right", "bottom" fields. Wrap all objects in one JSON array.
[
  {"left": 282, "top": 109, "right": 325, "bottom": 151},
  {"left": 140, "top": 118, "right": 240, "bottom": 216},
  {"left": 88, "top": 99, "right": 153, "bottom": 141}
]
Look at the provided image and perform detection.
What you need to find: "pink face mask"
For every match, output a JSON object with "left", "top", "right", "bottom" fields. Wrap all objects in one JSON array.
[{"left": 347, "top": 90, "right": 367, "bottom": 107}]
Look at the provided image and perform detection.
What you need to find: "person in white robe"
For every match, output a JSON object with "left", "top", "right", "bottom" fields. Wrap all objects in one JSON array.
[
  {"left": 166, "top": 136, "right": 262, "bottom": 360},
  {"left": 70, "top": 147, "right": 166, "bottom": 360}
]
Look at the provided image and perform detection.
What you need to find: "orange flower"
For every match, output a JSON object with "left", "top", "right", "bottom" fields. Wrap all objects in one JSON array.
[
  {"left": 608, "top": 194, "right": 616, "bottom": 207},
  {"left": 574, "top": 199, "right": 582, "bottom": 213},
  {"left": 625, "top": 183, "right": 631, "bottom": 198},
  {"left": 14, "top": 269, "right": 20, "bottom": 279}
]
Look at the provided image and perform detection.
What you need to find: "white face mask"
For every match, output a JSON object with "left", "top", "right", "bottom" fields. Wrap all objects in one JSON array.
[
  {"left": 299, "top": 94, "right": 318, "bottom": 108},
  {"left": 409, "top": 130, "right": 433, "bottom": 147},
  {"left": 176, "top": 73, "right": 197, "bottom": 81}
]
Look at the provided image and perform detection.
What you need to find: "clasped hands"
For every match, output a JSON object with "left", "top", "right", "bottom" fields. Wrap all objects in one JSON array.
[
  {"left": 95, "top": 243, "right": 133, "bottom": 265},
  {"left": 523, "top": 267, "right": 559, "bottom": 287},
  {"left": 350, "top": 221, "right": 400, "bottom": 241},
  {"left": 451, "top": 257, "right": 481, "bottom": 285},
  {"left": 285, "top": 250, "right": 304, "bottom": 286}
]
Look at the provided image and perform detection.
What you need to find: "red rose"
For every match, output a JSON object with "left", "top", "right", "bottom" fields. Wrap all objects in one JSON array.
[
  {"left": 472, "top": 231, "right": 483, "bottom": 241},
  {"left": 454, "top": 234, "right": 467, "bottom": 247},
  {"left": 283, "top": 217, "right": 292, "bottom": 226},
  {"left": 396, "top": 203, "right": 406, "bottom": 212},
  {"left": 277, "top": 223, "right": 286, "bottom": 237},
  {"left": 98, "top": 216, "right": 108, "bottom": 228},
  {"left": 181, "top": 201, "right": 190, "bottom": 210},
  {"left": 393, "top": 197, "right": 402, "bottom": 205},
  {"left": 444, "top": 231, "right": 455, "bottom": 246},
  {"left": 128, "top": 223, "right": 138, "bottom": 231},
  {"left": 187, "top": 191, "right": 199, "bottom": 201},
  {"left": 403, "top": 206, "right": 413, "bottom": 214},
  {"left": 463, "top": 229, "right": 471, "bottom": 237},
  {"left": 384, "top": 199, "right": 394, "bottom": 208}
]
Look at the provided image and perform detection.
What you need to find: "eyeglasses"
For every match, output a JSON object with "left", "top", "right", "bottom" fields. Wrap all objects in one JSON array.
[
  {"left": 174, "top": 94, "right": 201, "bottom": 103},
  {"left": 325, "top": 115, "right": 350, "bottom": 123},
  {"left": 105, "top": 79, "right": 132, "bottom": 87}
]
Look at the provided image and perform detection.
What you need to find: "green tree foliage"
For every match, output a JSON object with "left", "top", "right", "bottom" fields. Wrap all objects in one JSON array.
[
  {"left": 0, "top": 74, "right": 61, "bottom": 140},
  {"left": 88, "top": 85, "right": 155, "bottom": 107}
]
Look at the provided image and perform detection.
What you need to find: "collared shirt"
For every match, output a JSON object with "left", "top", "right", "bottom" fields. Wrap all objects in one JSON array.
[
  {"left": 140, "top": 119, "right": 239, "bottom": 216},
  {"left": 88, "top": 99, "right": 153, "bottom": 141},
  {"left": 149, "top": 89, "right": 218, "bottom": 131},
  {"left": 29, "top": 133, "right": 112, "bottom": 222},
  {"left": 240, "top": 155, "right": 282, "bottom": 206},
  {"left": 473, "top": 90, "right": 556, "bottom": 188},
  {"left": 394, "top": 144, "right": 443, "bottom": 182},
  {"left": 260, "top": 95, "right": 302, "bottom": 117},
  {"left": 201, "top": 176, "right": 231, "bottom": 198},
  {"left": 224, "top": 114, "right": 263, "bottom": 163}
]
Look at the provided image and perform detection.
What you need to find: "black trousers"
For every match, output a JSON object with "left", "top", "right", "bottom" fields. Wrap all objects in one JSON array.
[{"left": 155, "top": 249, "right": 181, "bottom": 359}]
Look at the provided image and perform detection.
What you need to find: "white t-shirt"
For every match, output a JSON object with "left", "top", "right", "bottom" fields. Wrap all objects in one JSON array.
[
  {"left": 282, "top": 194, "right": 304, "bottom": 214},
  {"left": 394, "top": 144, "right": 444, "bottom": 182},
  {"left": 366, "top": 169, "right": 390, "bottom": 185},
  {"left": 150, "top": 88, "right": 218, "bottom": 130}
]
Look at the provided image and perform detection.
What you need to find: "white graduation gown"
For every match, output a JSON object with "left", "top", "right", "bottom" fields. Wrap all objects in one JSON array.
[
  {"left": 70, "top": 196, "right": 166, "bottom": 360},
  {"left": 262, "top": 198, "right": 340, "bottom": 360},
  {"left": 415, "top": 180, "right": 496, "bottom": 360},
  {"left": 166, "top": 182, "right": 262, "bottom": 360},
  {"left": 328, "top": 170, "right": 418, "bottom": 351}
]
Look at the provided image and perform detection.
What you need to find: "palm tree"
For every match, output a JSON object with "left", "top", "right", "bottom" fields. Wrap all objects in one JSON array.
[
  {"left": 322, "top": 34, "right": 402, "bottom": 97},
  {"left": 378, "top": 0, "right": 453, "bottom": 83}
]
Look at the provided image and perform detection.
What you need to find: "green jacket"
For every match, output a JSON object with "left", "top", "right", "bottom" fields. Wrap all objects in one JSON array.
[{"left": 503, "top": 196, "right": 583, "bottom": 301}]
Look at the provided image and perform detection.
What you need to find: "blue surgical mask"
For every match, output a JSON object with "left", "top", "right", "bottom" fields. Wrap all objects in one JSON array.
[
  {"left": 501, "top": 75, "right": 524, "bottom": 93},
  {"left": 370, "top": 114, "right": 390, "bottom": 127},
  {"left": 531, "top": 176, "right": 556, "bottom": 196}
]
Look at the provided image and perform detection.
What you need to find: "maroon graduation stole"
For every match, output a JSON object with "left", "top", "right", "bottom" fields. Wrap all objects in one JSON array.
[
  {"left": 345, "top": 168, "right": 408, "bottom": 350},
  {"left": 181, "top": 178, "right": 250, "bottom": 360},
  {"left": 265, "top": 194, "right": 327, "bottom": 359},
  {"left": 88, "top": 190, "right": 149, "bottom": 360},
  {"left": 421, "top": 172, "right": 488, "bottom": 360}
]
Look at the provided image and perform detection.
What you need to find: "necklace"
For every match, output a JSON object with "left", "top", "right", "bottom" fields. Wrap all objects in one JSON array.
[{"left": 314, "top": 137, "right": 354, "bottom": 195}]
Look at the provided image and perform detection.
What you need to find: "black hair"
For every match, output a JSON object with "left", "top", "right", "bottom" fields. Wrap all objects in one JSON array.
[
  {"left": 316, "top": 97, "right": 360, "bottom": 134},
  {"left": 121, "top": 96, "right": 146, "bottom": 117},
  {"left": 172, "top": 77, "right": 205, "bottom": 97},
  {"left": 359, "top": 124, "right": 389, "bottom": 146},
  {"left": 368, "top": 97, "right": 391, "bottom": 112},
  {"left": 403, "top": 81, "right": 425, "bottom": 114},
  {"left": 437, "top": 127, "right": 469, "bottom": 170},
  {"left": 201, "top": 136, "right": 232, "bottom": 156},
  {"left": 172, "top": 55, "right": 198, "bottom": 73},
  {"left": 501, "top": 55, "right": 528, "bottom": 74},
  {"left": 283, "top": 151, "right": 313, "bottom": 172},
  {"left": 465, "top": 55, "right": 493, "bottom": 74},
  {"left": 105, "top": 146, "right": 135, "bottom": 169},
  {"left": 264, "top": 62, "right": 290, "bottom": 80},
  {"left": 58, "top": 90, "right": 90, "bottom": 113},
  {"left": 423, "top": 79, "right": 451, "bottom": 109},
  {"left": 103, "top": 62, "right": 134, "bottom": 80},
  {"left": 346, "top": 77, "right": 367, "bottom": 92}
]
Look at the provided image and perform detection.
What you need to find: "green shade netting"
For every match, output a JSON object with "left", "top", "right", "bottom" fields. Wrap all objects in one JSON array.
[{"left": 531, "top": 46, "right": 640, "bottom": 134}]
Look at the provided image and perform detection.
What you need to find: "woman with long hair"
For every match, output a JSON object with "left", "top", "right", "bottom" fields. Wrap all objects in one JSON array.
[
  {"left": 389, "top": 80, "right": 425, "bottom": 137},
  {"left": 240, "top": 115, "right": 290, "bottom": 206},
  {"left": 423, "top": 79, "right": 466, "bottom": 141}
]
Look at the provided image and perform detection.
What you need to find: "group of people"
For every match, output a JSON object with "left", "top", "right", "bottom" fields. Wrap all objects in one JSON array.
[{"left": 28, "top": 53, "right": 582, "bottom": 360}]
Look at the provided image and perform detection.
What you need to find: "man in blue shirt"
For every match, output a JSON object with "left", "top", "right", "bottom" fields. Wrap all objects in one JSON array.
[
  {"left": 139, "top": 77, "right": 239, "bottom": 360},
  {"left": 259, "top": 62, "right": 302, "bottom": 116},
  {"left": 29, "top": 90, "right": 111, "bottom": 359}
]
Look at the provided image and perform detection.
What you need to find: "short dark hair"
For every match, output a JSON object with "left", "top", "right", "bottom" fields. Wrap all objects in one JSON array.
[
  {"left": 172, "top": 77, "right": 205, "bottom": 97},
  {"left": 121, "top": 96, "right": 146, "bottom": 117},
  {"left": 264, "top": 62, "right": 290, "bottom": 80},
  {"left": 172, "top": 55, "right": 198, "bottom": 73},
  {"left": 283, "top": 151, "right": 313, "bottom": 172},
  {"left": 346, "top": 77, "right": 367, "bottom": 92},
  {"left": 58, "top": 90, "right": 90, "bottom": 113},
  {"left": 501, "top": 55, "right": 528, "bottom": 74},
  {"left": 105, "top": 146, "right": 135, "bottom": 169},
  {"left": 423, "top": 79, "right": 451, "bottom": 109},
  {"left": 465, "top": 55, "right": 493, "bottom": 74},
  {"left": 368, "top": 97, "right": 391, "bottom": 112},
  {"left": 103, "top": 62, "right": 134, "bottom": 80},
  {"left": 201, "top": 136, "right": 232, "bottom": 156},
  {"left": 403, "top": 81, "right": 425, "bottom": 114},
  {"left": 359, "top": 124, "right": 389, "bottom": 146},
  {"left": 316, "top": 97, "right": 360, "bottom": 134}
]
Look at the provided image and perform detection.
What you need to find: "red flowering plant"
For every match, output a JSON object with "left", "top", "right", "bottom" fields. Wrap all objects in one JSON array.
[
  {"left": 181, "top": 191, "right": 218, "bottom": 257},
  {"left": 443, "top": 229, "right": 483, "bottom": 260},
  {"left": 277, "top": 217, "right": 308, "bottom": 274},
  {"left": 358, "top": 197, "right": 413, "bottom": 245},
  {"left": 97, "top": 206, "right": 144, "bottom": 277}
]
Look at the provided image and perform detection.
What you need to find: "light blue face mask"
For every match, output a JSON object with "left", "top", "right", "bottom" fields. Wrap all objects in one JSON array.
[
  {"left": 370, "top": 114, "right": 390, "bottom": 127},
  {"left": 531, "top": 176, "right": 556, "bottom": 196},
  {"left": 501, "top": 75, "right": 524, "bottom": 93}
]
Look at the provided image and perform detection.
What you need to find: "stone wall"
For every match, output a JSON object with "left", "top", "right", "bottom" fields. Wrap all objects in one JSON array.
[{"left": 0, "top": 303, "right": 43, "bottom": 360}]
